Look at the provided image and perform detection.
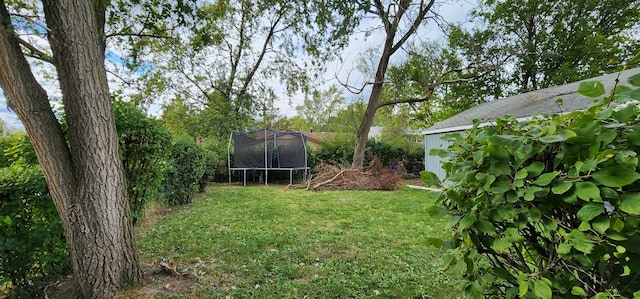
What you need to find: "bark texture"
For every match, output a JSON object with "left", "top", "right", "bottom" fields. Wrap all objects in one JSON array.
[
  {"left": 0, "top": 0, "right": 143, "bottom": 297},
  {"left": 351, "top": 0, "right": 435, "bottom": 168}
]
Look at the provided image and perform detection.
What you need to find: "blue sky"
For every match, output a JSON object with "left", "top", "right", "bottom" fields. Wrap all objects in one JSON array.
[{"left": 0, "top": 94, "right": 22, "bottom": 131}]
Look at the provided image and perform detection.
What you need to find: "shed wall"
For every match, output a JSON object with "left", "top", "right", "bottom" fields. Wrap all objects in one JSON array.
[{"left": 424, "top": 131, "right": 458, "bottom": 180}]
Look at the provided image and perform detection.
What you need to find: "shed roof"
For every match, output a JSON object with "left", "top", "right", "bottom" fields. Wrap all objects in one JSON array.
[{"left": 424, "top": 67, "right": 640, "bottom": 135}]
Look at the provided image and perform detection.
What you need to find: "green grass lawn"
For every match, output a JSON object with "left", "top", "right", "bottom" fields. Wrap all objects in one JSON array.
[{"left": 134, "top": 183, "right": 462, "bottom": 298}]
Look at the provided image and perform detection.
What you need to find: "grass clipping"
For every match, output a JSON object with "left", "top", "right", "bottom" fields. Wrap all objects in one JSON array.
[{"left": 295, "top": 157, "right": 403, "bottom": 191}]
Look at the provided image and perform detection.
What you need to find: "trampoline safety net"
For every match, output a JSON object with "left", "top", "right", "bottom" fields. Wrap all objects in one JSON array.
[{"left": 228, "top": 129, "right": 309, "bottom": 185}]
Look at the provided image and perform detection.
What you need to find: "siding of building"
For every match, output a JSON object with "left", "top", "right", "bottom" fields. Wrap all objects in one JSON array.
[{"left": 424, "top": 131, "right": 455, "bottom": 179}]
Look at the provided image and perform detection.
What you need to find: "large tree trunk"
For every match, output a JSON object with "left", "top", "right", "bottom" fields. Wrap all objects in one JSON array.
[
  {"left": 351, "top": 24, "right": 395, "bottom": 169},
  {"left": 0, "top": 0, "right": 143, "bottom": 297},
  {"left": 351, "top": 1, "right": 435, "bottom": 169}
]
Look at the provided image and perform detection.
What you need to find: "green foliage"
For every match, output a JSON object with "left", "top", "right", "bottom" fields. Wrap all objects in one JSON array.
[
  {"left": 162, "top": 139, "right": 206, "bottom": 205},
  {"left": 294, "top": 85, "right": 345, "bottom": 131},
  {"left": 0, "top": 136, "right": 11, "bottom": 168},
  {"left": 308, "top": 134, "right": 355, "bottom": 168},
  {"left": 0, "top": 164, "right": 69, "bottom": 290},
  {"left": 0, "top": 133, "right": 38, "bottom": 166},
  {"left": 309, "top": 135, "right": 423, "bottom": 173},
  {"left": 455, "top": 0, "right": 640, "bottom": 101},
  {"left": 199, "top": 138, "right": 226, "bottom": 188},
  {"left": 425, "top": 75, "right": 640, "bottom": 298},
  {"left": 113, "top": 99, "right": 172, "bottom": 225},
  {"left": 367, "top": 139, "right": 424, "bottom": 172}
]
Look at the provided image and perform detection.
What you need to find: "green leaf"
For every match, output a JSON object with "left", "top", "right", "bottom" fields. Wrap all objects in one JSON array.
[
  {"left": 476, "top": 219, "right": 496, "bottom": 234},
  {"left": 515, "top": 168, "right": 528, "bottom": 180},
  {"left": 525, "top": 161, "right": 545, "bottom": 178},
  {"left": 592, "top": 166, "right": 640, "bottom": 188},
  {"left": 492, "top": 238, "right": 512, "bottom": 254},
  {"left": 539, "top": 129, "right": 577, "bottom": 143},
  {"left": 552, "top": 180, "right": 572, "bottom": 194},
  {"left": 429, "top": 148, "right": 449, "bottom": 158},
  {"left": 578, "top": 221, "right": 591, "bottom": 231},
  {"left": 594, "top": 292, "right": 608, "bottom": 299},
  {"left": 578, "top": 81, "right": 605, "bottom": 97},
  {"left": 487, "top": 144, "right": 510, "bottom": 160},
  {"left": 614, "top": 105, "right": 637, "bottom": 122},
  {"left": 529, "top": 207, "right": 541, "bottom": 223},
  {"left": 504, "top": 227, "right": 525, "bottom": 242},
  {"left": 606, "top": 232, "right": 627, "bottom": 241},
  {"left": 426, "top": 237, "right": 444, "bottom": 247},
  {"left": 628, "top": 73, "right": 640, "bottom": 87},
  {"left": 427, "top": 206, "right": 449, "bottom": 218},
  {"left": 610, "top": 217, "right": 625, "bottom": 232},
  {"left": 628, "top": 53, "right": 640, "bottom": 67},
  {"left": 533, "top": 279, "right": 552, "bottom": 299},
  {"left": 420, "top": 171, "right": 441, "bottom": 186},
  {"left": 557, "top": 242, "right": 571, "bottom": 255},
  {"left": 619, "top": 193, "right": 640, "bottom": 215},
  {"left": 518, "top": 274, "right": 529, "bottom": 297},
  {"left": 577, "top": 203, "right": 604, "bottom": 222},
  {"left": 568, "top": 230, "right": 595, "bottom": 253},
  {"left": 571, "top": 286, "right": 587, "bottom": 297},
  {"left": 575, "top": 182, "right": 601, "bottom": 201},
  {"left": 532, "top": 171, "right": 559, "bottom": 186},
  {"left": 592, "top": 216, "right": 610, "bottom": 234},
  {"left": 2, "top": 216, "right": 11, "bottom": 226},
  {"left": 615, "top": 150, "right": 638, "bottom": 169},
  {"left": 458, "top": 214, "right": 476, "bottom": 230}
]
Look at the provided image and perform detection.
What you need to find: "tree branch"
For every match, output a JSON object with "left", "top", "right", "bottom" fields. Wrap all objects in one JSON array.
[
  {"left": 17, "top": 37, "right": 53, "bottom": 63},
  {"left": 377, "top": 65, "right": 493, "bottom": 108},
  {"left": 105, "top": 32, "right": 172, "bottom": 39},
  {"left": 390, "top": 0, "right": 436, "bottom": 54}
]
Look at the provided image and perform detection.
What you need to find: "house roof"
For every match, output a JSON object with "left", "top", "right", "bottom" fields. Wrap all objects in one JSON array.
[{"left": 424, "top": 67, "right": 640, "bottom": 135}]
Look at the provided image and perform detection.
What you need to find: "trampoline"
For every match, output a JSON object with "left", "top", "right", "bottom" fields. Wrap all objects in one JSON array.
[{"left": 228, "top": 129, "right": 309, "bottom": 185}]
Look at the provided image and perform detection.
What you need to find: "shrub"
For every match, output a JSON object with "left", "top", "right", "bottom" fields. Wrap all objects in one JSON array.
[
  {"left": 1, "top": 133, "right": 38, "bottom": 167},
  {"left": 423, "top": 74, "right": 640, "bottom": 298},
  {"left": 308, "top": 134, "right": 355, "bottom": 168},
  {"left": 0, "top": 164, "right": 69, "bottom": 290},
  {"left": 163, "top": 139, "right": 206, "bottom": 205},
  {"left": 199, "top": 138, "right": 225, "bottom": 189},
  {"left": 309, "top": 135, "right": 423, "bottom": 173},
  {"left": 113, "top": 100, "right": 172, "bottom": 224},
  {"left": 367, "top": 139, "right": 424, "bottom": 174}
]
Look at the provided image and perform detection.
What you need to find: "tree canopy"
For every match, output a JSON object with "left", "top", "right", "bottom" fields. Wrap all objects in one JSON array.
[{"left": 454, "top": 0, "right": 640, "bottom": 97}]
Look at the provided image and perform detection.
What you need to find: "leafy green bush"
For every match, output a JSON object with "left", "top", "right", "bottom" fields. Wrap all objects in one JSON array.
[
  {"left": 367, "top": 139, "right": 424, "bottom": 173},
  {"left": 0, "top": 164, "right": 69, "bottom": 290},
  {"left": 199, "top": 138, "right": 225, "bottom": 188},
  {"left": 309, "top": 135, "right": 423, "bottom": 172},
  {"left": 114, "top": 100, "right": 172, "bottom": 224},
  {"left": 424, "top": 74, "right": 640, "bottom": 298},
  {"left": 163, "top": 139, "right": 206, "bottom": 205},
  {"left": 309, "top": 135, "right": 355, "bottom": 168},
  {"left": 1, "top": 133, "right": 38, "bottom": 167}
]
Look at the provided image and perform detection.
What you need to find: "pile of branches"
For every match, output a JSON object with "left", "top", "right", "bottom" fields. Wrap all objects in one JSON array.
[{"left": 291, "top": 156, "right": 403, "bottom": 191}]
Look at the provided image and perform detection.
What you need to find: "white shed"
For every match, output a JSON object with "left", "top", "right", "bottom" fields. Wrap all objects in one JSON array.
[{"left": 423, "top": 68, "right": 640, "bottom": 179}]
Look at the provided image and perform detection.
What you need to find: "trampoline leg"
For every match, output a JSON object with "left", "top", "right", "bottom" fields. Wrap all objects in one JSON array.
[
  {"left": 243, "top": 169, "right": 247, "bottom": 186},
  {"left": 290, "top": 169, "right": 293, "bottom": 185}
]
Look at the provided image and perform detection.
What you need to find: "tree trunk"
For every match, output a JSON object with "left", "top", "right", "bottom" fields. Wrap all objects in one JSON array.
[
  {"left": 351, "top": 1, "right": 435, "bottom": 168},
  {"left": 0, "top": 0, "right": 143, "bottom": 297},
  {"left": 352, "top": 27, "right": 395, "bottom": 169},
  {"left": 352, "top": 83, "right": 383, "bottom": 168}
]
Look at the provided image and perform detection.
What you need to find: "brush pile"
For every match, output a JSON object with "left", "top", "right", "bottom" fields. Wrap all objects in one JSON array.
[{"left": 291, "top": 156, "right": 403, "bottom": 191}]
